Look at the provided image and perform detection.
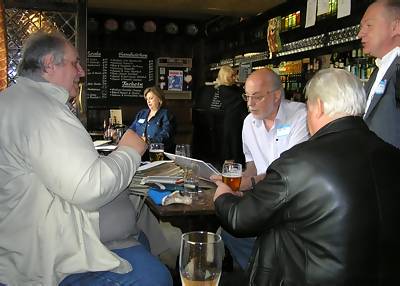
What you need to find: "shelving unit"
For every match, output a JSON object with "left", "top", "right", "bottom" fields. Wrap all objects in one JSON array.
[{"left": 204, "top": 0, "right": 373, "bottom": 101}]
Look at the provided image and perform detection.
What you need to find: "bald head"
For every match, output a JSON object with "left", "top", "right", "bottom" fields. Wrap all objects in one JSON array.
[
  {"left": 244, "top": 68, "right": 284, "bottom": 122},
  {"left": 358, "top": 0, "right": 400, "bottom": 58},
  {"left": 245, "top": 68, "right": 282, "bottom": 94}
]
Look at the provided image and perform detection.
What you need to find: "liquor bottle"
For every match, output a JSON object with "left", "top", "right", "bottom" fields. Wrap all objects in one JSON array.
[
  {"left": 295, "top": 11, "right": 301, "bottom": 27},
  {"left": 338, "top": 54, "right": 345, "bottom": 69},
  {"left": 103, "top": 119, "right": 108, "bottom": 140}
]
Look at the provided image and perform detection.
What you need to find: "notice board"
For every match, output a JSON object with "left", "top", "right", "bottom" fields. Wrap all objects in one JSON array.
[
  {"left": 87, "top": 50, "right": 155, "bottom": 104},
  {"left": 157, "top": 57, "right": 192, "bottom": 99}
]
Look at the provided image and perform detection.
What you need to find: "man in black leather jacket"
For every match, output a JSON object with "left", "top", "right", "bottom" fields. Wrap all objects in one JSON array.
[{"left": 213, "top": 68, "right": 400, "bottom": 285}]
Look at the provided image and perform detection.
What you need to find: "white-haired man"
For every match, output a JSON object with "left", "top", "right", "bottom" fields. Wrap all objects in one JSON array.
[{"left": 214, "top": 68, "right": 400, "bottom": 285}]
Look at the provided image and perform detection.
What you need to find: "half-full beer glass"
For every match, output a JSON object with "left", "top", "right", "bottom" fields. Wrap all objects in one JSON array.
[
  {"left": 149, "top": 143, "right": 164, "bottom": 162},
  {"left": 222, "top": 162, "right": 242, "bottom": 192},
  {"left": 179, "top": 231, "right": 223, "bottom": 286}
]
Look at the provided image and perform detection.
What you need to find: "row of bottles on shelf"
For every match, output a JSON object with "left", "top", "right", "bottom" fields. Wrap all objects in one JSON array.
[
  {"left": 258, "top": 49, "right": 375, "bottom": 102},
  {"left": 316, "top": 0, "right": 338, "bottom": 21},
  {"left": 272, "top": 49, "right": 374, "bottom": 80},
  {"left": 329, "top": 49, "right": 375, "bottom": 81},
  {"left": 280, "top": 11, "right": 301, "bottom": 32}
]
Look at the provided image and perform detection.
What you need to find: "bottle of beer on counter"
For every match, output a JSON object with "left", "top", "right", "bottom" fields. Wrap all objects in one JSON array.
[{"left": 103, "top": 119, "right": 109, "bottom": 140}]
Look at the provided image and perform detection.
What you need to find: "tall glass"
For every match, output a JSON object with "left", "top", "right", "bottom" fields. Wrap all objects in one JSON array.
[
  {"left": 175, "top": 144, "right": 191, "bottom": 157},
  {"left": 183, "top": 163, "right": 200, "bottom": 196},
  {"left": 221, "top": 162, "right": 242, "bottom": 192},
  {"left": 149, "top": 143, "right": 164, "bottom": 162},
  {"left": 179, "top": 231, "right": 223, "bottom": 286}
]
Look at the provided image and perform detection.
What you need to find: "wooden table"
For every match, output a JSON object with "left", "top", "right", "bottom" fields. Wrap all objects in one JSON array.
[
  {"left": 129, "top": 162, "right": 220, "bottom": 233},
  {"left": 145, "top": 187, "right": 219, "bottom": 233}
]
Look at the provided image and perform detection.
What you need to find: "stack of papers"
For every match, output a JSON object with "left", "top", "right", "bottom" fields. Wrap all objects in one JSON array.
[
  {"left": 93, "top": 140, "right": 111, "bottom": 147},
  {"left": 93, "top": 140, "right": 117, "bottom": 151}
]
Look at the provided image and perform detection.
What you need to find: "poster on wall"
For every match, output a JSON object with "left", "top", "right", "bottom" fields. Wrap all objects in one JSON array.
[
  {"left": 168, "top": 70, "right": 183, "bottom": 91},
  {"left": 87, "top": 50, "right": 154, "bottom": 102},
  {"left": 157, "top": 57, "right": 192, "bottom": 98}
]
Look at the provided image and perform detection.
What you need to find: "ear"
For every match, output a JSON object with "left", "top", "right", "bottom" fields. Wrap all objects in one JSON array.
[
  {"left": 315, "top": 97, "right": 325, "bottom": 118},
  {"left": 42, "top": 54, "right": 55, "bottom": 74},
  {"left": 391, "top": 18, "right": 400, "bottom": 37},
  {"left": 274, "top": 89, "right": 282, "bottom": 102}
]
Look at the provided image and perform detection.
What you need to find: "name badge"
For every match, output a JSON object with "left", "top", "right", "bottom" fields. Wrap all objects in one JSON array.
[
  {"left": 277, "top": 124, "right": 291, "bottom": 137},
  {"left": 138, "top": 118, "right": 145, "bottom": 124},
  {"left": 375, "top": 79, "right": 387, "bottom": 95}
]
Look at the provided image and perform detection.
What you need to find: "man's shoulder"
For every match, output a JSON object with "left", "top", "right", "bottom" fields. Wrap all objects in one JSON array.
[
  {"left": 282, "top": 99, "right": 306, "bottom": 112},
  {"left": 281, "top": 99, "right": 307, "bottom": 121}
]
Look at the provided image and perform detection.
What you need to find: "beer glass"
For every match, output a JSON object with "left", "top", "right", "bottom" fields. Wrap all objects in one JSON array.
[
  {"left": 222, "top": 162, "right": 242, "bottom": 192},
  {"left": 179, "top": 231, "right": 223, "bottom": 286},
  {"left": 175, "top": 144, "right": 191, "bottom": 157},
  {"left": 149, "top": 143, "right": 164, "bottom": 162},
  {"left": 183, "top": 163, "right": 199, "bottom": 195}
]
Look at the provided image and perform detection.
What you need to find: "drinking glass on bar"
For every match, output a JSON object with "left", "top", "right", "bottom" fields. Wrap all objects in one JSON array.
[
  {"left": 149, "top": 142, "right": 164, "bottom": 162},
  {"left": 179, "top": 231, "right": 223, "bottom": 286},
  {"left": 222, "top": 162, "right": 242, "bottom": 192},
  {"left": 175, "top": 144, "right": 191, "bottom": 157},
  {"left": 183, "top": 163, "right": 199, "bottom": 196}
]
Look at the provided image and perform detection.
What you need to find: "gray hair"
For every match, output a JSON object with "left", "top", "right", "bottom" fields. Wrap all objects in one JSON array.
[
  {"left": 305, "top": 68, "right": 366, "bottom": 117},
  {"left": 17, "top": 31, "right": 67, "bottom": 77}
]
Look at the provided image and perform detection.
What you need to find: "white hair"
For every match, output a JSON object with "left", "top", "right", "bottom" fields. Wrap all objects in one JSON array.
[{"left": 305, "top": 68, "right": 366, "bottom": 117}]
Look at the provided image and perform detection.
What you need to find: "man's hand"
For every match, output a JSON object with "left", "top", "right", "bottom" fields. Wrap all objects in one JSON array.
[
  {"left": 118, "top": 129, "right": 147, "bottom": 156},
  {"left": 211, "top": 175, "right": 243, "bottom": 201},
  {"left": 240, "top": 175, "right": 252, "bottom": 191}
]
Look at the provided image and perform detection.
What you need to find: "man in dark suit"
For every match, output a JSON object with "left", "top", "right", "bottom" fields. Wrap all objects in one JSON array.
[
  {"left": 213, "top": 68, "right": 400, "bottom": 285},
  {"left": 358, "top": 0, "right": 400, "bottom": 148}
]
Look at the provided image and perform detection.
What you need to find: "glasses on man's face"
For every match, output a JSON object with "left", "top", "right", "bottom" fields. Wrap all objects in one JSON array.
[
  {"left": 242, "top": 89, "right": 278, "bottom": 103},
  {"left": 63, "top": 58, "right": 81, "bottom": 70}
]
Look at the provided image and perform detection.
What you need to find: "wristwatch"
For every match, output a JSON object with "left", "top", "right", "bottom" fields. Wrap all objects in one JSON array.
[{"left": 251, "top": 177, "right": 256, "bottom": 190}]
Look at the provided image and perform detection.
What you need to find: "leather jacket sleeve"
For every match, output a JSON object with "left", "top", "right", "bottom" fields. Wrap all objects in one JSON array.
[{"left": 214, "top": 168, "right": 288, "bottom": 237}]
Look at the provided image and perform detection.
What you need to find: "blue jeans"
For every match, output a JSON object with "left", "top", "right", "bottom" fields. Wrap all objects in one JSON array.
[
  {"left": 60, "top": 245, "right": 172, "bottom": 286},
  {"left": 221, "top": 229, "right": 256, "bottom": 271}
]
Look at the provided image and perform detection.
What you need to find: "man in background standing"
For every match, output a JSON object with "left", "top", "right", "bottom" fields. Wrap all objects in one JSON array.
[{"left": 358, "top": 0, "right": 400, "bottom": 148}]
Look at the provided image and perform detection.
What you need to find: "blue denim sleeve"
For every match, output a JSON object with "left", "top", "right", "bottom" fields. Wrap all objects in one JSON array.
[{"left": 149, "top": 109, "right": 175, "bottom": 144}]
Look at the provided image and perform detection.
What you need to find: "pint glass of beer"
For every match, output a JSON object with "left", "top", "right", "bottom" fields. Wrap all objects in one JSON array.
[
  {"left": 222, "top": 162, "right": 242, "bottom": 192},
  {"left": 179, "top": 231, "right": 223, "bottom": 286},
  {"left": 149, "top": 143, "right": 164, "bottom": 162}
]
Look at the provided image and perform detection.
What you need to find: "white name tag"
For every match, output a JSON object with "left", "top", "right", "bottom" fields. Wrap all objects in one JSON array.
[
  {"left": 375, "top": 79, "right": 387, "bottom": 95},
  {"left": 138, "top": 118, "right": 145, "bottom": 124},
  {"left": 277, "top": 124, "right": 291, "bottom": 137}
]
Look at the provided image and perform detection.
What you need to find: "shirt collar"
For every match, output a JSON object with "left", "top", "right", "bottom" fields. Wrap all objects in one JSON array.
[
  {"left": 375, "top": 47, "right": 400, "bottom": 68},
  {"left": 17, "top": 76, "right": 70, "bottom": 105}
]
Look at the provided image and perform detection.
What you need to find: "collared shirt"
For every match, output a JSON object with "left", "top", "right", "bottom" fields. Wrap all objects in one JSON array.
[
  {"left": 0, "top": 77, "right": 141, "bottom": 285},
  {"left": 242, "top": 99, "right": 309, "bottom": 175},
  {"left": 365, "top": 47, "right": 400, "bottom": 115}
]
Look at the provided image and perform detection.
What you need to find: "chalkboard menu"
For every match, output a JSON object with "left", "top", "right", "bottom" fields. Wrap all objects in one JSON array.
[{"left": 87, "top": 50, "right": 154, "bottom": 101}]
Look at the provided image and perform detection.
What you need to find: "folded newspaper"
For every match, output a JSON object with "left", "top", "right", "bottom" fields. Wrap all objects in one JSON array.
[{"left": 140, "top": 176, "right": 183, "bottom": 185}]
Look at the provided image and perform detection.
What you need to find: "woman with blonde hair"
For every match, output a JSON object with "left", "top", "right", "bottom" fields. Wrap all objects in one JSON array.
[{"left": 215, "top": 65, "right": 248, "bottom": 165}]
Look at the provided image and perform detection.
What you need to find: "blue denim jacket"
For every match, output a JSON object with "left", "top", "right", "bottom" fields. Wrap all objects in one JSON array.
[{"left": 129, "top": 108, "right": 176, "bottom": 151}]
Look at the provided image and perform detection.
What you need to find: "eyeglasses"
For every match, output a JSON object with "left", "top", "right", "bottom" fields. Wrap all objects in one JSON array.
[
  {"left": 63, "top": 58, "right": 81, "bottom": 69},
  {"left": 242, "top": 89, "right": 278, "bottom": 103}
]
